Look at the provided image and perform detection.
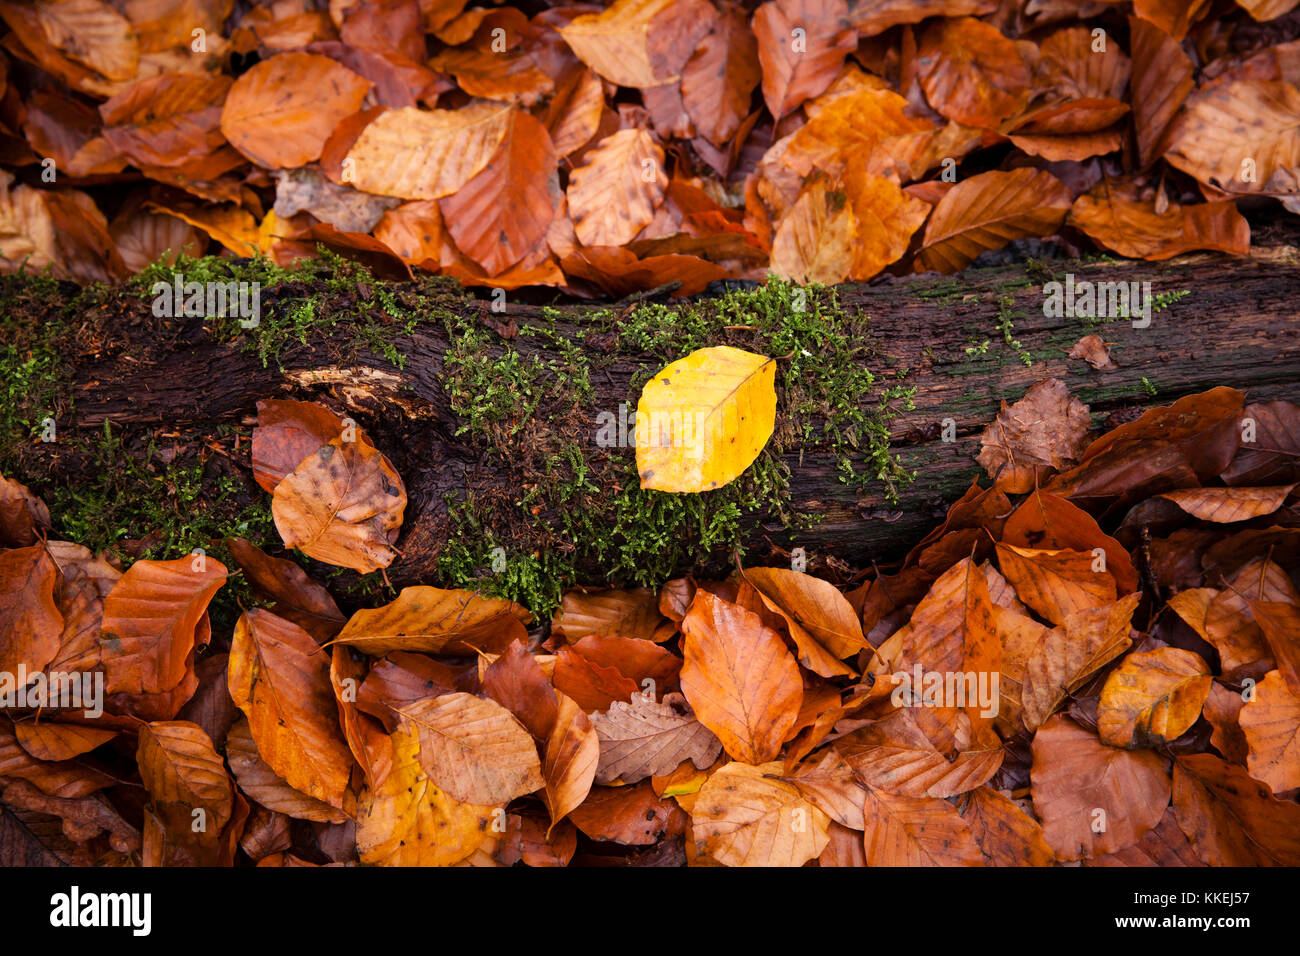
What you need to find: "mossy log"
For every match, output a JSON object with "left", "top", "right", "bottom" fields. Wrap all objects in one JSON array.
[{"left": 3, "top": 231, "right": 1299, "bottom": 614}]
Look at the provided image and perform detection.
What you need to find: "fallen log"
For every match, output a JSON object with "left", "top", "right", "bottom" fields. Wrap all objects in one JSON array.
[{"left": 3, "top": 230, "right": 1299, "bottom": 614}]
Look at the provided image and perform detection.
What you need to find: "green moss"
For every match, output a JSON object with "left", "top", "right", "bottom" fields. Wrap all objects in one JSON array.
[
  {"left": 995, "top": 294, "right": 1033, "bottom": 368},
  {"left": 132, "top": 251, "right": 468, "bottom": 370},
  {"left": 37, "top": 420, "right": 276, "bottom": 633},
  {"left": 913, "top": 278, "right": 964, "bottom": 303},
  {"left": 0, "top": 271, "right": 102, "bottom": 468}
]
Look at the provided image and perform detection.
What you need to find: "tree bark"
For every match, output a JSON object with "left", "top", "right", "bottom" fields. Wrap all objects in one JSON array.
[{"left": 12, "top": 234, "right": 1300, "bottom": 592}]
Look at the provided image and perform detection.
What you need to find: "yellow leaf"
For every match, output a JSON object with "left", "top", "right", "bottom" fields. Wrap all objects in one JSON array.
[
  {"left": 691, "top": 760, "right": 829, "bottom": 866},
  {"left": 635, "top": 346, "right": 776, "bottom": 493},
  {"left": 356, "top": 724, "right": 500, "bottom": 866}
]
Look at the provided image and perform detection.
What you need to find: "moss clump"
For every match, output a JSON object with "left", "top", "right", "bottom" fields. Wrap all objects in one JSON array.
[
  {"left": 995, "top": 294, "right": 1033, "bottom": 368},
  {"left": 30, "top": 421, "right": 275, "bottom": 633},
  {"left": 0, "top": 271, "right": 105, "bottom": 467},
  {"left": 132, "top": 251, "right": 469, "bottom": 370}
]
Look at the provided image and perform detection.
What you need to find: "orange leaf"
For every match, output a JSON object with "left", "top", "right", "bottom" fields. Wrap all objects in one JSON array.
[
  {"left": 692, "top": 760, "right": 830, "bottom": 866},
  {"left": 566, "top": 128, "right": 665, "bottom": 247},
  {"left": 861, "top": 788, "right": 984, "bottom": 866},
  {"left": 680, "top": 590, "right": 803, "bottom": 764},
  {"left": 1098, "top": 647, "right": 1213, "bottom": 747},
  {"left": 220, "top": 52, "right": 371, "bottom": 168},
  {"left": 996, "top": 543, "right": 1118, "bottom": 627},
  {"left": 0, "top": 545, "right": 63, "bottom": 676},
  {"left": 1031, "top": 715, "right": 1171, "bottom": 860},
  {"left": 542, "top": 691, "right": 599, "bottom": 826},
  {"left": 1021, "top": 594, "right": 1139, "bottom": 730},
  {"left": 917, "top": 168, "right": 1071, "bottom": 274},
  {"left": 916, "top": 17, "right": 1030, "bottom": 128},
  {"left": 438, "top": 110, "right": 559, "bottom": 275},
  {"left": 962, "top": 786, "right": 1055, "bottom": 866},
  {"left": 753, "top": 0, "right": 856, "bottom": 120},
  {"left": 228, "top": 609, "right": 354, "bottom": 810},
  {"left": 271, "top": 437, "right": 406, "bottom": 573},
  {"left": 100, "top": 556, "right": 226, "bottom": 696},
  {"left": 1238, "top": 670, "right": 1300, "bottom": 794}
]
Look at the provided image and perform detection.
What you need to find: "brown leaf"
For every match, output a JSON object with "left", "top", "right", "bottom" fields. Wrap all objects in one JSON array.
[
  {"left": 977, "top": 379, "right": 1092, "bottom": 492},
  {"left": 481, "top": 639, "right": 560, "bottom": 741},
  {"left": 552, "top": 645, "right": 641, "bottom": 713},
  {"left": 1204, "top": 557, "right": 1296, "bottom": 675},
  {"left": 1173, "top": 753, "right": 1300, "bottom": 865},
  {"left": 1128, "top": 15, "right": 1195, "bottom": 168},
  {"left": 495, "top": 811, "right": 578, "bottom": 867},
  {"left": 997, "top": 543, "right": 1118, "bottom": 627},
  {"left": 1221, "top": 400, "right": 1300, "bottom": 487},
  {"left": 100, "top": 73, "right": 231, "bottom": 169},
  {"left": 679, "top": 590, "right": 803, "bottom": 764},
  {"left": 591, "top": 691, "right": 722, "bottom": 784},
  {"left": 220, "top": 52, "right": 371, "bottom": 168},
  {"left": 743, "top": 565, "right": 868, "bottom": 661},
  {"left": 228, "top": 609, "right": 355, "bottom": 811},
  {"left": 1090, "top": 805, "right": 1204, "bottom": 866},
  {"left": 271, "top": 437, "right": 406, "bottom": 573},
  {"left": 1249, "top": 598, "right": 1300, "bottom": 697},
  {"left": 1067, "top": 333, "right": 1116, "bottom": 370},
  {"left": 1031, "top": 715, "right": 1171, "bottom": 860},
  {"left": 1002, "top": 490, "right": 1138, "bottom": 594}
]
